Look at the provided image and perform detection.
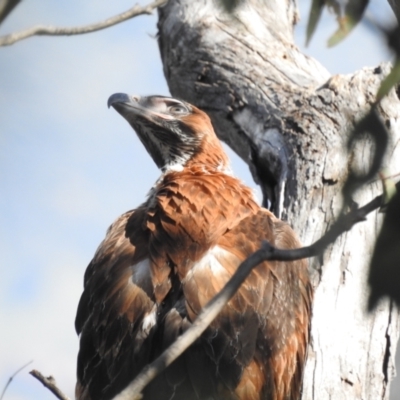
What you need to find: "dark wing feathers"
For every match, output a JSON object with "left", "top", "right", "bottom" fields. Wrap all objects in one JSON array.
[{"left": 75, "top": 210, "right": 156, "bottom": 400}]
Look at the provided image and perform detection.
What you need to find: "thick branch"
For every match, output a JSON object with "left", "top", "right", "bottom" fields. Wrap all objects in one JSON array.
[
  {"left": 111, "top": 186, "right": 389, "bottom": 400},
  {"left": 29, "top": 370, "right": 70, "bottom": 400},
  {"left": 0, "top": 0, "right": 166, "bottom": 46}
]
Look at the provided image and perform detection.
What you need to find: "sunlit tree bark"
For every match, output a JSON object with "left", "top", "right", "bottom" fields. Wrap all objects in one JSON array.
[{"left": 157, "top": 1, "right": 400, "bottom": 398}]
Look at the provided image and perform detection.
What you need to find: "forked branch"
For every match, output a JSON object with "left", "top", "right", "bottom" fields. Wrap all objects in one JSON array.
[
  {"left": 0, "top": 0, "right": 166, "bottom": 46},
  {"left": 30, "top": 370, "right": 71, "bottom": 400}
]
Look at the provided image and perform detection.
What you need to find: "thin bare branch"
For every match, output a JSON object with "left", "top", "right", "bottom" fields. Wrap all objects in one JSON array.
[
  {"left": 0, "top": 360, "right": 33, "bottom": 400},
  {"left": 0, "top": 0, "right": 167, "bottom": 47},
  {"left": 29, "top": 370, "right": 71, "bottom": 400},
  {"left": 111, "top": 185, "right": 392, "bottom": 400}
]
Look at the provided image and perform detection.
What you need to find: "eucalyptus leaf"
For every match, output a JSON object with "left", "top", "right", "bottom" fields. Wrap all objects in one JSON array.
[
  {"left": 376, "top": 59, "right": 400, "bottom": 101},
  {"left": 306, "top": 0, "right": 325, "bottom": 46},
  {"left": 379, "top": 170, "right": 397, "bottom": 211},
  {"left": 327, "top": 0, "right": 369, "bottom": 47}
]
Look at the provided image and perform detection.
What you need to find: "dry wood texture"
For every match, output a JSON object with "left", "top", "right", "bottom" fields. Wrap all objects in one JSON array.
[{"left": 157, "top": 0, "right": 400, "bottom": 398}]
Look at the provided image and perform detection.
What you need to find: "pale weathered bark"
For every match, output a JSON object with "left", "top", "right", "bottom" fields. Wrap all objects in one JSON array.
[{"left": 157, "top": 0, "right": 400, "bottom": 398}]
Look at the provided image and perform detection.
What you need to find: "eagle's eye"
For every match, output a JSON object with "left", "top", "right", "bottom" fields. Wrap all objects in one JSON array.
[{"left": 168, "top": 104, "right": 188, "bottom": 115}]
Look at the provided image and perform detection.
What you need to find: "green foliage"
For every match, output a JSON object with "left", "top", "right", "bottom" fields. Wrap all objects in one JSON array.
[
  {"left": 306, "top": 0, "right": 325, "bottom": 46},
  {"left": 377, "top": 60, "right": 400, "bottom": 101},
  {"left": 306, "top": 0, "right": 369, "bottom": 47},
  {"left": 327, "top": 0, "right": 369, "bottom": 47},
  {"left": 377, "top": 26, "right": 400, "bottom": 101},
  {"left": 379, "top": 170, "right": 398, "bottom": 211}
]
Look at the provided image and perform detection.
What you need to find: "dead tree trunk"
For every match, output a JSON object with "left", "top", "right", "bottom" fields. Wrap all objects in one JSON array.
[{"left": 157, "top": 0, "right": 400, "bottom": 398}]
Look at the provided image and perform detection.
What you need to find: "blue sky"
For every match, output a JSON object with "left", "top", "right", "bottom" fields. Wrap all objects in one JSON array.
[{"left": 0, "top": 1, "right": 397, "bottom": 399}]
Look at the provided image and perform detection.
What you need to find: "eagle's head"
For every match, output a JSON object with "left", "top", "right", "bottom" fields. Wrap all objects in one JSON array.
[{"left": 108, "top": 93, "right": 229, "bottom": 173}]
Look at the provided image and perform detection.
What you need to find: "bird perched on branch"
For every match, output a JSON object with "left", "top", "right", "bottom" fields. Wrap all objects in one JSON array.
[{"left": 75, "top": 94, "right": 312, "bottom": 400}]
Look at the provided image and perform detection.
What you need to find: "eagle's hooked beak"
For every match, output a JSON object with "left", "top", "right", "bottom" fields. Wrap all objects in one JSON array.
[
  {"left": 107, "top": 93, "right": 138, "bottom": 109},
  {"left": 107, "top": 93, "right": 176, "bottom": 123}
]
